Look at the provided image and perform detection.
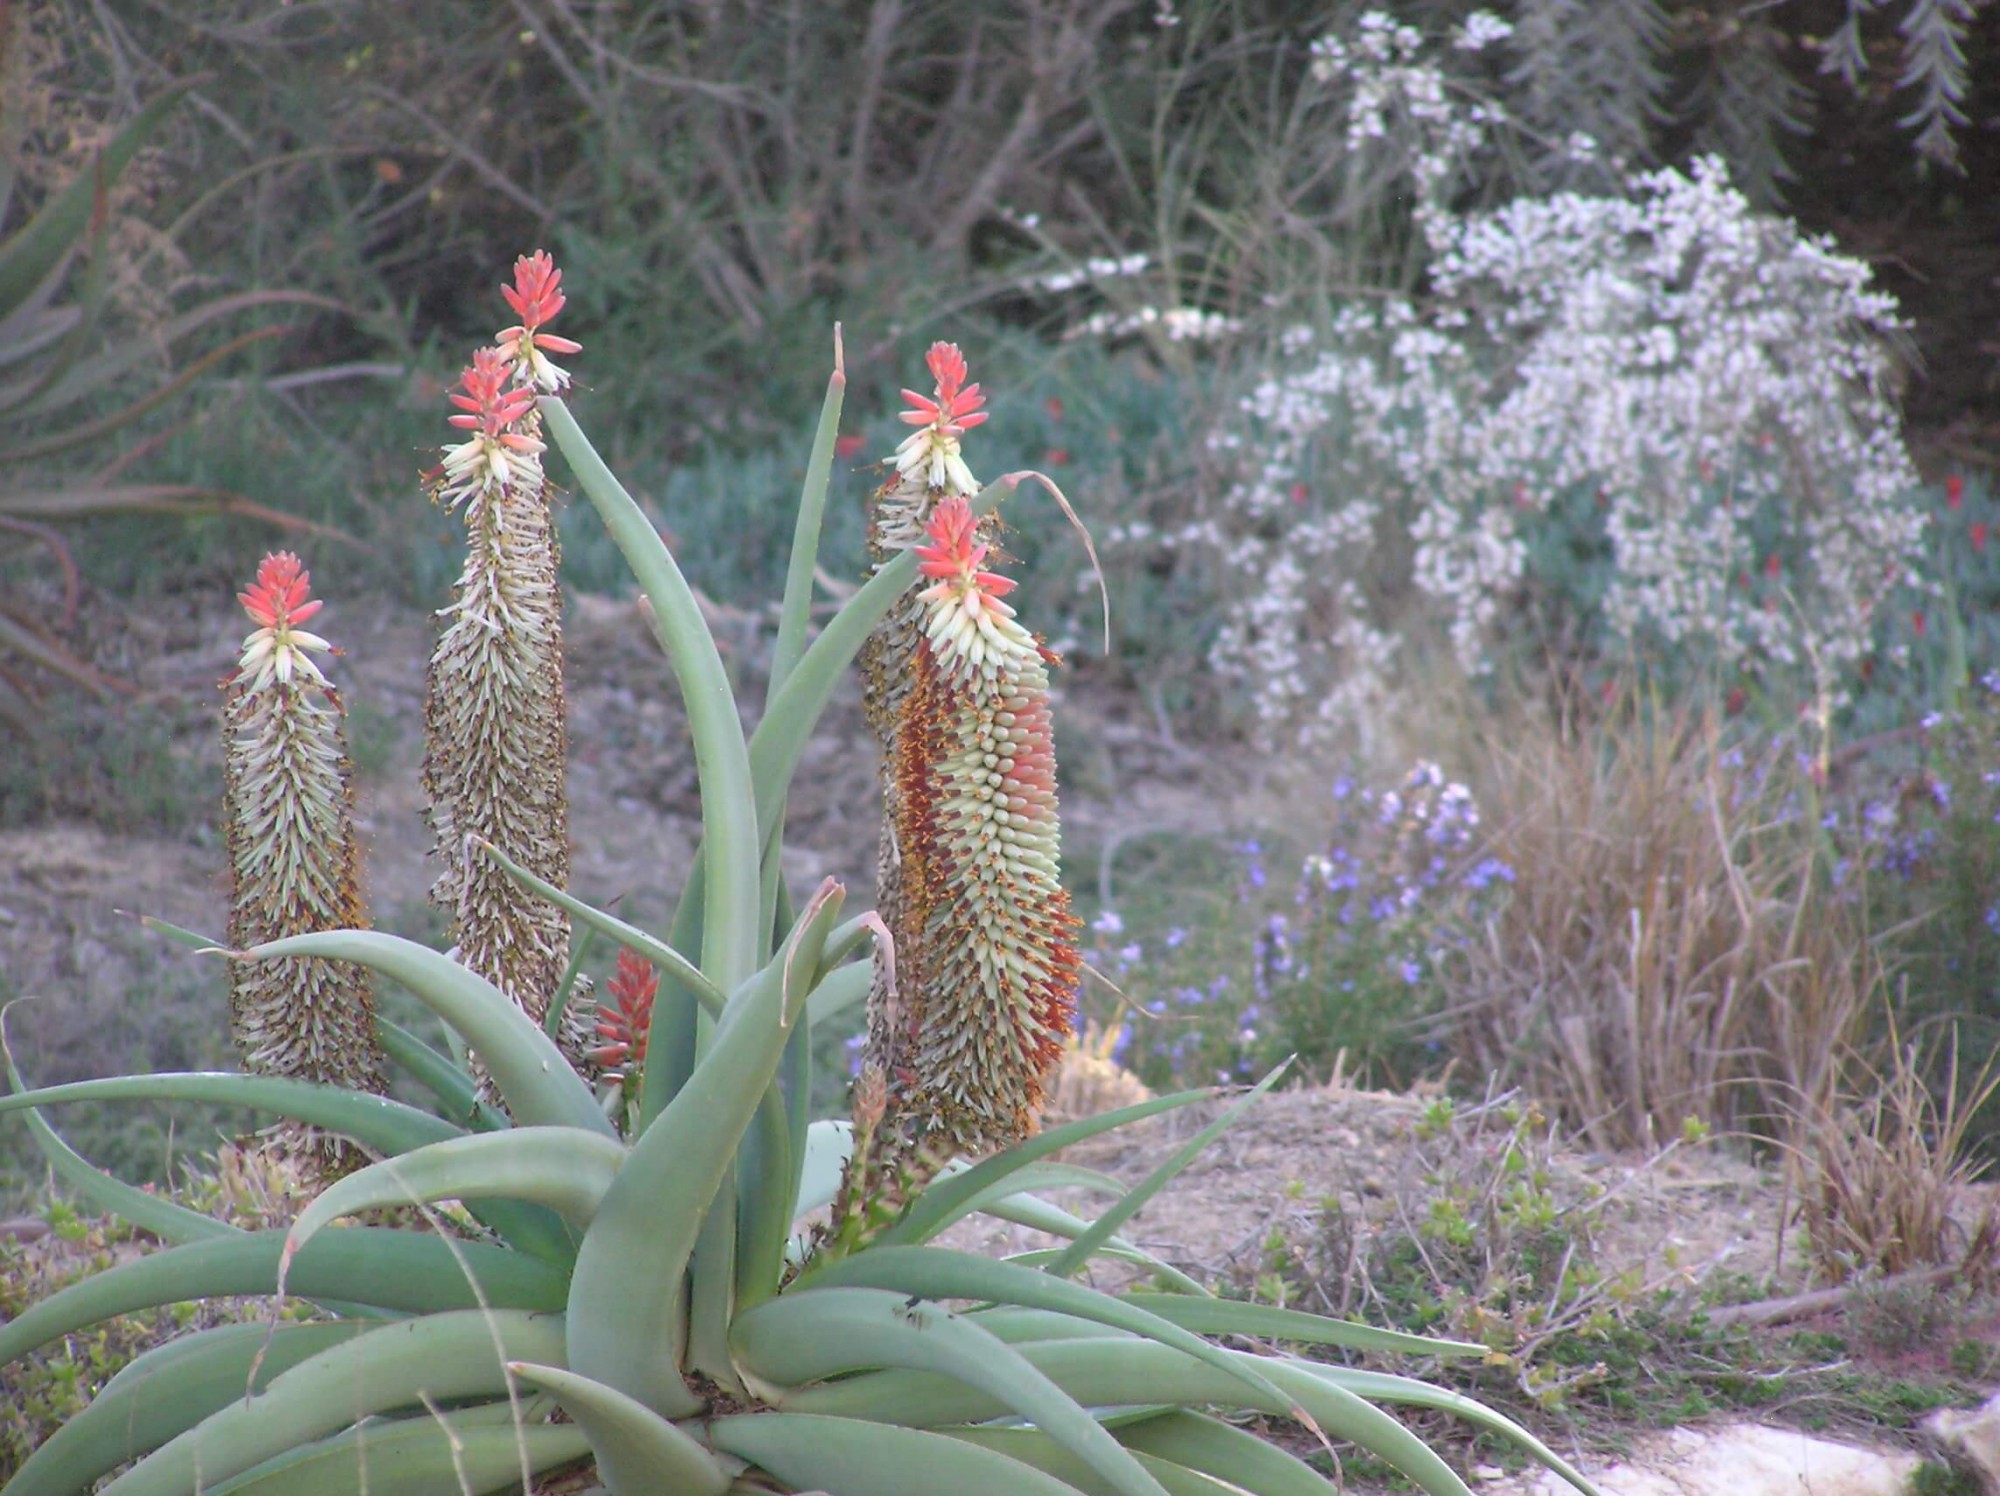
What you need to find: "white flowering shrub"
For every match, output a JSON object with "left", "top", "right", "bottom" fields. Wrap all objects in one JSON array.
[{"left": 1175, "top": 14, "right": 1928, "bottom": 745}]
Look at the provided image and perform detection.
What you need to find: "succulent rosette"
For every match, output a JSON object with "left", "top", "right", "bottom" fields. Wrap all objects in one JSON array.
[{"left": 0, "top": 269, "right": 1598, "bottom": 1496}]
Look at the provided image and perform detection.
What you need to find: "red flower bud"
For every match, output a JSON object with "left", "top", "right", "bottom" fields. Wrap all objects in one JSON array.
[{"left": 1946, "top": 475, "right": 1965, "bottom": 510}]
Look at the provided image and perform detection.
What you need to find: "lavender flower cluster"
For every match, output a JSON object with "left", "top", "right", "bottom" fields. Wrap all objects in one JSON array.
[{"left": 1083, "top": 762, "right": 1510, "bottom": 1088}]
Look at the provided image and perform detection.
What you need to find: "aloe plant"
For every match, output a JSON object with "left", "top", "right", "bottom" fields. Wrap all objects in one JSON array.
[{"left": 0, "top": 255, "right": 1600, "bottom": 1496}]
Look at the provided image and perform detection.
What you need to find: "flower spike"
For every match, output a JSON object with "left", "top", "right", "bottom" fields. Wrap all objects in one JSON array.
[
  {"left": 222, "top": 553, "right": 385, "bottom": 1169},
  {"left": 235, "top": 551, "right": 333, "bottom": 690},
  {"left": 497, "top": 249, "right": 583, "bottom": 392}
]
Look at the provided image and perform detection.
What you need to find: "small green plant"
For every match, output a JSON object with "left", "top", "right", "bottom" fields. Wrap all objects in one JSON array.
[{"left": 0, "top": 257, "right": 1598, "bottom": 1496}]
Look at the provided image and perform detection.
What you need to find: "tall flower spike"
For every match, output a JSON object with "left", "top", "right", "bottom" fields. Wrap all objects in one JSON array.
[
  {"left": 423, "top": 254, "right": 592, "bottom": 1080},
  {"left": 221, "top": 554, "right": 385, "bottom": 1172},
  {"left": 496, "top": 250, "right": 583, "bottom": 393},
  {"left": 839, "top": 359, "right": 1081, "bottom": 1239}
]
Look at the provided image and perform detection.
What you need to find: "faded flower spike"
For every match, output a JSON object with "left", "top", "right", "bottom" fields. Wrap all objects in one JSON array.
[
  {"left": 235, "top": 551, "right": 333, "bottom": 689},
  {"left": 424, "top": 258, "right": 589, "bottom": 1075},
  {"left": 892, "top": 340, "right": 988, "bottom": 492},
  {"left": 222, "top": 553, "right": 385, "bottom": 1168},
  {"left": 496, "top": 249, "right": 582, "bottom": 393}
]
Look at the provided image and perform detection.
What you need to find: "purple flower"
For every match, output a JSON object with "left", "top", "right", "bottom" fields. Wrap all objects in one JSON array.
[{"left": 1400, "top": 959, "right": 1423, "bottom": 985}]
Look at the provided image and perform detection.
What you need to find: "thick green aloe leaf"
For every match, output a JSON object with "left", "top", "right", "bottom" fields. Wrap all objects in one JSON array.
[
  {"left": 236, "top": 931, "right": 611, "bottom": 1137},
  {"left": 871, "top": 1087, "right": 1223, "bottom": 1251},
  {"left": 0, "top": 1070, "right": 464, "bottom": 1155},
  {"left": 543, "top": 397, "right": 760, "bottom": 997},
  {"left": 282, "top": 1126, "right": 621, "bottom": 1271},
  {"left": 567, "top": 883, "right": 842, "bottom": 1418},
  {"left": 1045, "top": 1062, "right": 1287, "bottom": 1278},
  {"left": 733, "top": 1286, "right": 1171, "bottom": 1496},
  {"left": 1117, "top": 1411, "right": 1343, "bottom": 1496},
  {"left": 943, "top": 1427, "right": 1242, "bottom": 1496},
  {"left": 1118, "top": 1292, "right": 1486, "bottom": 1360},
  {"left": 201, "top": 1413, "right": 592, "bottom": 1496},
  {"left": 781, "top": 1337, "right": 1485, "bottom": 1496},
  {"left": 792, "top": 1246, "right": 1300, "bottom": 1417},
  {"left": 97, "top": 1309, "right": 567, "bottom": 1496},
  {"left": 3, "top": 1322, "right": 368, "bottom": 1496},
  {"left": 708, "top": 1412, "right": 1089, "bottom": 1496},
  {"left": 508, "top": 1361, "right": 732, "bottom": 1496},
  {"left": 471, "top": 837, "right": 722, "bottom": 1015},
  {"left": 0, "top": 1229, "right": 566, "bottom": 1366}
]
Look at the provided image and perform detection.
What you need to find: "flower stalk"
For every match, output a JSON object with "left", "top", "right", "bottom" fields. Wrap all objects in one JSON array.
[
  {"left": 220, "top": 552, "right": 384, "bottom": 1167},
  {"left": 847, "top": 345, "right": 1081, "bottom": 1208},
  {"left": 422, "top": 252, "right": 590, "bottom": 1068}
]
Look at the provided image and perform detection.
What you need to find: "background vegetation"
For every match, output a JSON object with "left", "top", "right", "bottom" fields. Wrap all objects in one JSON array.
[{"left": 4, "top": 0, "right": 1999, "bottom": 1278}]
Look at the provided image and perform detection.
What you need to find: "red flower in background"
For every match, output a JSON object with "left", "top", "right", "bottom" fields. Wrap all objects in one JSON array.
[
  {"left": 1946, "top": 475, "right": 1965, "bottom": 511},
  {"left": 1974, "top": 522, "right": 1989, "bottom": 553}
]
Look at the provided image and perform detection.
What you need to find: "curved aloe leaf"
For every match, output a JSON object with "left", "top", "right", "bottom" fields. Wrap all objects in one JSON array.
[
  {"left": 0, "top": 1070, "right": 464, "bottom": 1156},
  {"left": 1117, "top": 1411, "right": 1342, "bottom": 1496},
  {"left": 781, "top": 1337, "right": 1486, "bottom": 1496},
  {"left": 1119, "top": 1291, "right": 1486, "bottom": 1360},
  {"left": 376, "top": 1016, "right": 507, "bottom": 1130},
  {"left": 974, "top": 1194, "right": 1206, "bottom": 1295},
  {"left": 282, "top": 1126, "right": 620, "bottom": 1273},
  {"left": 236, "top": 931, "right": 612, "bottom": 1137},
  {"left": 708, "top": 1412, "right": 1089, "bottom": 1496},
  {"left": 472, "top": 837, "right": 722, "bottom": 1016},
  {"left": 543, "top": 397, "right": 759, "bottom": 996},
  {"left": 508, "top": 1361, "right": 732, "bottom": 1496},
  {"left": 793, "top": 1246, "right": 1311, "bottom": 1423},
  {"left": 1045, "top": 1062, "right": 1287, "bottom": 1279},
  {"left": 98, "top": 1309, "right": 566, "bottom": 1496},
  {"left": 734, "top": 1286, "right": 1171, "bottom": 1496},
  {"left": 1, "top": 1021, "right": 235, "bottom": 1245},
  {"left": 1289, "top": 1361, "right": 1596, "bottom": 1495},
  {"left": 943, "top": 1427, "right": 1242, "bottom": 1496},
  {"left": 768, "top": 336, "right": 847, "bottom": 698},
  {"left": 568, "top": 882, "right": 842, "bottom": 1417},
  {"left": 202, "top": 1413, "right": 591, "bottom": 1496},
  {"left": 0, "top": 1229, "right": 566, "bottom": 1366},
  {"left": 4, "top": 1322, "right": 368, "bottom": 1496},
  {"left": 872, "top": 1087, "right": 1222, "bottom": 1251},
  {"left": 803, "top": 957, "right": 869, "bottom": 1026}
]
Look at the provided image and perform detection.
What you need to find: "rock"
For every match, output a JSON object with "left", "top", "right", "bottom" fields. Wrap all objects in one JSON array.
[
  {"left": 1492, "top": 1424, "right": 1920, "bottom": 1496},
  {"left": 1926, "top": 1392, "right": 2000, "bottom": 1495}
]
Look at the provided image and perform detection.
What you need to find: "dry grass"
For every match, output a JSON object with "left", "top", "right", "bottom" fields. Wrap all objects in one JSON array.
[
  {"left": 1788, "top": 1029, "right": 2000, "bottom": 1284},
  {"left": 1452, "top": 696, "right": 1875, "bottom": 1151}
]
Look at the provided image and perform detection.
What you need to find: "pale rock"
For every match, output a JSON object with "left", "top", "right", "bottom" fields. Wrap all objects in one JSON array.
[
  {"left": 1925, "top": 1392, "right": 2000, "bottom": 1495},
  {"left": 1487, "top": 1423, "right": 1920, "bottom": 1496}
]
